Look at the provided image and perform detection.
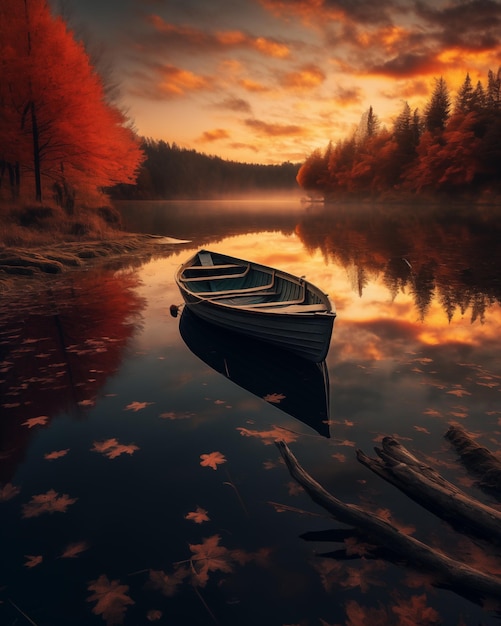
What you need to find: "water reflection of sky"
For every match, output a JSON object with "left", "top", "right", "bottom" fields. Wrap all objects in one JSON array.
[{"left": 1, "top": 205, "right": 501, "bottom": 625}]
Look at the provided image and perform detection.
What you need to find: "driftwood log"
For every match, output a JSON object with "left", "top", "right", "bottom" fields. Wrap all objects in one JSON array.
[
  {"left": 445, "top": 425, "right": 501, "bottom": 496},
  {"left": 276, "top": 440, "right": 501, "bottom": 608},
  {"left": 356, "top": 436, "right": 501, "bottom": 544}
]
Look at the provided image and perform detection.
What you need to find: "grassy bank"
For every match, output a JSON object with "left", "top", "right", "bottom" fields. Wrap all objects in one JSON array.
[{"left": 0, "top": 202, "right": 187, "bottom": 293}]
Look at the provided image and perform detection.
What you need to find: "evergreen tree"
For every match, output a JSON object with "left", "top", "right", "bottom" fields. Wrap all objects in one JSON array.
[
  {"left": 393, "top": 102, "right": 414, "bottom": 152},
  {"left": 455, "top": 73, "right": 474, "bottom": 113},
  {"left": 424, "top": 77, "right": 451, "bottom": 132},
  {"left": 486, "top": 68, "right": 501, "bottom": 110},
  {"left": 366, "top": 106, "right": 380, "bottom": 138}
]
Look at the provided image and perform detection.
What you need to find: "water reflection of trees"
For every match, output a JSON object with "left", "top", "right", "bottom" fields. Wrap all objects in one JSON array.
[
  {"left": 0, "top": 270, "right": 145, "bottom": 483},
  {"left": 296, "top": 204, "right": 501, "bottom": 321}
]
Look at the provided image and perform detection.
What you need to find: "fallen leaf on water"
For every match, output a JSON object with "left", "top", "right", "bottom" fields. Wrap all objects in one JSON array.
[
  {"left": 125, "top": 401, "right": 154, "bottom": 412},
  {"left": 237, "top": 426, "right": 298, "bottom": 445},
  {"left": 148, "top": 567, "right": 189, "bottom": 597},
  {"left": 22, "top": 415, "right": 49, "bottom": 428},
  {"left": 189, "top": 534, "right": 233, "bottom": 587},
  {"left": 185, "top": 506, "right": 210, "bottom": 524},
  {"left": 200, "top": 451, "right": 227, "bottom": 470},
  {"left": 87, "top": 574, "right": 134, "bottom": 626},
  {"left": 159, "top": 411, "right": 193, "bottom": 420},
  {"left": 447, "top": 388, "right": 471, "bottom": 397},
  {"left": 263, "top": 392, "right": 286, "bottom": 403},
  {"left": 45, "top": 449, "right": 70, "bottom": 460},
  {"left": 0, "top": 482, "right": 20, "bottom": 501},
  {"left": 61, "top": 541, "right": 89, "bottom": 558},
  {"left": 22, "top": 489, "right": 77, "bottom": 518},
  {"left": 91, "top": 438, "right": 139, "bottom": 459},
  {"left": 146, "top": 609, "right": 163, "bottom": 621},
  {"left": 25, "top": 555, "right": 43, "bottom": 568}
]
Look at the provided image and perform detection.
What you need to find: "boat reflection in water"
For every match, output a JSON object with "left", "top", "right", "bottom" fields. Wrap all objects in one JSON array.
[{"left": 179, "top": 308, "right": 330, "bottom": 437}]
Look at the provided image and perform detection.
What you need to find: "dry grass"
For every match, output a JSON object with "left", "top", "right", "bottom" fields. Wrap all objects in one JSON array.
[{"left": 0, "top": 202, "right": 123, "bottom": 247}]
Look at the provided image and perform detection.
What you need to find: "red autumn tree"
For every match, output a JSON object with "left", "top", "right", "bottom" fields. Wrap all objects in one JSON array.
[{"left": 0, "top": 0, "right": 143, "bottom": 205}]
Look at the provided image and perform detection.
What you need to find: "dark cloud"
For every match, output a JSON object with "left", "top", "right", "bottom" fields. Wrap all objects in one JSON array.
[
  {"left": 333, "top": 85, "right": 364, "bottom": 105},
  {"left": 370, "top": 52, "right": 439, "bottom": 78},
  {"left": 215, "top": 97, "right": 253, "bottom": 114},
  {"left": 415, "top": 0, "right": 501, "bottom": 50},
  {"left": 259, "top": 0, "right": 397, "bottom": 25}
]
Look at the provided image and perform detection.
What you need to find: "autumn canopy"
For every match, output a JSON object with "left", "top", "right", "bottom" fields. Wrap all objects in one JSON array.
[{"left": 0, "top": 0, "right": 144, "bottom": 206}]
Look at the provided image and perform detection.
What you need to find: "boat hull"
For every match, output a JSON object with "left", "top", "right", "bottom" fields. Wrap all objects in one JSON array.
[{"left": 175, "top": 250, "right": 335, "bottom": 362}]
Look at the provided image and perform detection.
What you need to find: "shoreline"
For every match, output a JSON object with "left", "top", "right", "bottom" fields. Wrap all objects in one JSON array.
[{"left": 0, "top": 233, "right": 191, "bottom": 294}]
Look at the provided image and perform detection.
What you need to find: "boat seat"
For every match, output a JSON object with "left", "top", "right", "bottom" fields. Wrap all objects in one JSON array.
[
  {"left": 228, "top": 282, "right": 307, "bottom": 308},
  {"left": 193, "top": 271, "right": 275, "bottom": 296},
  {"left": 253, "top": 303, "right": 329, "bottom": 313},
  {"left": 209, "top": 290, "right": 278, "bottom": 302},
  {"left": 180, "top": 265, "right": 250, "bottom": 282},
  {"left": 199, "top": 251, "right": 214, "bottom": 266}
]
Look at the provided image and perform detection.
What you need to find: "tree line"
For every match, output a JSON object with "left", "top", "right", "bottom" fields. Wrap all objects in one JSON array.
[
  {"left": 111, "top": 139, "right": 300, "bottom": 200},
  {"left": 297, "top": 69, "right": 501, "bottom": 201}
]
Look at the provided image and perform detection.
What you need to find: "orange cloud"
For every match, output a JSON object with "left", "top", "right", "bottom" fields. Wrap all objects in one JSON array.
[
  {"left": 157, "top": 65, "right": 214, "bottom": 96},
  {"left": 239, "top": 78, "right": 270, "bottom": 93},
  {"left": 198, "top": 128, "right": 231, "bottom": 143},
  {"left": 280, "top": 64, "right": 326, "bottom": 90},
  {"left": 244, "top": 118, "right": 306, "bottom": 137},
  {"left": 146, "top": 15, "right": 290, "bottom": 58}
]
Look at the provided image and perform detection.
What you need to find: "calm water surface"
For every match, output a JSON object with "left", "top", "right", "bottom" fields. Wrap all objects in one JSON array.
[{"left": 1, "top": 199, "right": 501, "bottom": 625}]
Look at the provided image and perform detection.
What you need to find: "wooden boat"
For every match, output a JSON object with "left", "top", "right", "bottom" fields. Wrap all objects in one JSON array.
[
  {"left": 175, "top": 249, "right": 335, "bottom": 362},
  {"left": 179, "top": 308, "right": 330, "bottom": 437}
]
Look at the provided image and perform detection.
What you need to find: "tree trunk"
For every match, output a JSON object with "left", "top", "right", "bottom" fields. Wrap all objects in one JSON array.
[
  {"left": 357, "top": 436, "right": 501, "bottom": 544},
  {"left": 30, "top": 102, "right": 42, "bottom": 203},
  {"left": 275, "top": 440, "right": 501, "bottom": 608},
  {"left": 445, "top": 425, "right": 501, "bottom": 496}
]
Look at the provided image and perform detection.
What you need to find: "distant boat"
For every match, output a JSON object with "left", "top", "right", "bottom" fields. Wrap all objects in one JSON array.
[
  {"left": 179, "top": 308, "right": 331, "bottom": 437},
  {"left": 175, "top": 249, "right": 335, "bottom": 363}
]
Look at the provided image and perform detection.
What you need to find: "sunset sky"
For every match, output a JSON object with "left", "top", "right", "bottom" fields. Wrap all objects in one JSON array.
[{"left": 54, "top": 0, "right": 501, "bottom": 164}]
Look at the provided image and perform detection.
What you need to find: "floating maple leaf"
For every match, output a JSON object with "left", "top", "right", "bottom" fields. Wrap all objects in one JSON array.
[
  {"left": 189, "top": 534, "right": 233, "bottom": 587},
  {"left": 91, "top": 438, "right": 139, "bottom": 459},
  {"left": 200, "top": 451, "right": 226, "bottom": 470},
  {"left": 61, "top": 541, "right": 89, "bottom": 558},
  {"left": 263, "top": 392, "right": 286, "bottom": 403},
  {"left": 87, "top": 575, "right": 134, "bottom": 626},
  {"left": 78, "top": 399, "right": 95, "bottom": 407},
  {"left": 125, "top": 401, "right": 154, "bottom": 412},
  {"left": 146, "top": 609, "right": 163, "bottom": 621},
  {"left": 45, "top": 449, "right": 70, "bottom": 460},
  {"left": 22, "top": 415, "right": 49, "bottom": 428},
  {"left": 185, "top": 506, "right": 210, "bottom": 524},
  {"left": 25, "top": 555, "right": 43, "bottom": 568},
  {"left": 447, "top": 388, "right": 471, "bottom": 397},
  {"left": 159, "top": 411, "right": 193, "bottom": 420},
  {"left": 237, "top": 426, "right": 298, "bottom": 445},
  {"left": 0, "top": 482, "right": 20, "bottom": 501},
  {"left": 22, "top": 489, "right": 77, "bottom": 518},
  {"left": 331, "top": 452, "right": 347, "bottom": 462},
  {"left": 148, "top": 567, "right": 189, "bottom": 597}
]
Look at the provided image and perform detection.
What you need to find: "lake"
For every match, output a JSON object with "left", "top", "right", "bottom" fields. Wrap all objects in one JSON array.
[{"left": 1, "top": 198, "right": 501, "bottom": 625}]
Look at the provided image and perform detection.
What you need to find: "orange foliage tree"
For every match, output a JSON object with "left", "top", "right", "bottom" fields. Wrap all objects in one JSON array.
[
  {"left": 297, "top": 70, "right": 501, "bottom": 201},
  {"left": 0, "top": 0, "right": 143, "bottom": 205}
]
